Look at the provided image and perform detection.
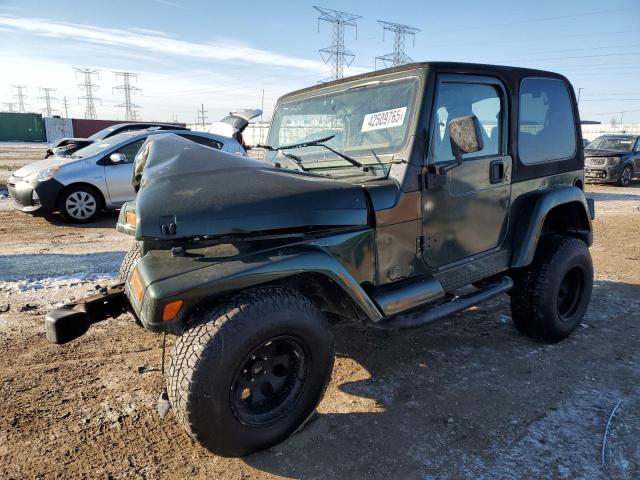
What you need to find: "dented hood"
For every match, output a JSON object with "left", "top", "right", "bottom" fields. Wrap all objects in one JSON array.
[{"left": 135, "top": 134, "right": 369, "bottom": 240}]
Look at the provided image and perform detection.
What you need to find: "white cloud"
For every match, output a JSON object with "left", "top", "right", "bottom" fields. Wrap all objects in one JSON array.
[{"left": 0, "top": 15, "right": 333, "bottom": 74}]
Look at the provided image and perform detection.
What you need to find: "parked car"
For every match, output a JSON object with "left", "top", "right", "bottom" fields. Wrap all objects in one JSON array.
[
  {"left": 584, "top": 134, "right": 640, "bottom": 186},
  {"left": 46, "top": 62, "right": 595, "bottom": 456},
  {"left": 44, "top": 122, "right": 188, "bottom": 158},
  {"left": 8, "top": 129, "right": 245, "bottom": 223}
]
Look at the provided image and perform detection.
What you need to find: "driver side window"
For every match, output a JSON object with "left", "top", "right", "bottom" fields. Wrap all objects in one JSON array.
[
  {"left": 114, "top": 139, "right": 145, "bottom": 163},
  {"left": 431, "top": 82, "right": 503, "bottom": 163}
]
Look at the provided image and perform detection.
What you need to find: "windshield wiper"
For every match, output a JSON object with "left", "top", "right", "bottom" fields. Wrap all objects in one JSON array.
[{"left": 258, "top": 134, "right": 368, "bottom": 171}]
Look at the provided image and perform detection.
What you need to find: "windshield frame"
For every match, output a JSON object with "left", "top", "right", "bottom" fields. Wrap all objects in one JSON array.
[
  {"left": 266, "top": 75, "right": 422, "bottom": 171},
  {"left": 587, "top": 135, "right": 636, "bottom": 152}
]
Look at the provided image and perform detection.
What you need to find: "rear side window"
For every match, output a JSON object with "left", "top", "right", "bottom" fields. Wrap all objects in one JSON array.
[
  {"left": 180, "top": 134, "right": 223, "bottom": 150},
  {"left": 518, "top": 78, "right": 576, "bottom": 164}
]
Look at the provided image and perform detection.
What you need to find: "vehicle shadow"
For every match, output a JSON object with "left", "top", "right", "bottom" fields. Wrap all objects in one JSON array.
[
  {"left": 42, "top": 210, "right": 120, "bottom": 229},
  {"left": 0, "top": 251, "right": 126, "bottom": 282},
  {"left": 242, "top": 279, "right": 640, "bottom": 480}
]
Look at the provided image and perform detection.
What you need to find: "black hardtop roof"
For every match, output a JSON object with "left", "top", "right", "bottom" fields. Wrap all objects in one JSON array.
[{"left": 278, "top": 61, "right": 569, "bottom": 102}]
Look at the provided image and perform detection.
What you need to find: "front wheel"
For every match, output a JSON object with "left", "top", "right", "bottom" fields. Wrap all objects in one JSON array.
[
  {"left": 510, "top": 235, "right": 593, "bottom": 343},
  {"left": 58, "top": 185, "right": 102, "bottom": 223},
  {"left": 167, "top": 287, "right": 334, "bottom": 457},
  {"left": 617, "top": 164, "right": 633, "bottom": 187}
]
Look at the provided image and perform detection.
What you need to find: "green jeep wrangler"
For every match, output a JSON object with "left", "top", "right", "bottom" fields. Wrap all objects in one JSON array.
[{"left": 46, "top": 62, "right": 595, "bottom": 457}]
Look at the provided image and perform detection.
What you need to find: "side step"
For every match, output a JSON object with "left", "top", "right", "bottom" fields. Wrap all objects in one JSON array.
[
  {"left": 45, "top": 283, "right": 129, "bottom": 344},
  {"left": 373, "top": 276, "right": 513, "bottom": 330}
]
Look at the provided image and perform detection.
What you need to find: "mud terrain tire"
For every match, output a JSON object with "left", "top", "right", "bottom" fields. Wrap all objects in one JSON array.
[
  {"left": 510, "top": 235, "right": 593, "bottom": 343},
  {"left": 118, "top": 241, "right": 143, "bottom": 282},
  {"left": 167, "top": 287, "right": 334, "bottom": 457}
]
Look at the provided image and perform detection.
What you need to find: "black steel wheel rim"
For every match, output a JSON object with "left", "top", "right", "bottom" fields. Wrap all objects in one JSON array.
[
  {"left": 557, "top": 266, "right": 585, "bottom": 321},
  {"left": 621, "top": 166, "right": 632, "bottom": 185},
  {"left": 230, "top": 336, "right": 309, "bottom": 426}
]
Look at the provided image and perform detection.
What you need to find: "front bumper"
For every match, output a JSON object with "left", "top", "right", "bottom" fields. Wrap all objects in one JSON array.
[
  {"left": 7, "top": 176, "right": 64, "bottom": 213},
  {"left": 45, "top": 283, "right": 129, "bottom": 344},
  {"left": 584, "top": 165, "right": 619, "bottom": 183}
]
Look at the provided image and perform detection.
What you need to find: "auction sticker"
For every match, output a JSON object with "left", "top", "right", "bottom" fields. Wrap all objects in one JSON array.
[{"left": 362, "top": 107, "right": 407, "bottom": 132}]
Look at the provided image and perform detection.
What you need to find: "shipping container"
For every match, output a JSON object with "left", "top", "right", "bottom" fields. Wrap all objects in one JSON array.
[
  {"left": 0, "top": 112, "right": 47, "bottom": 142},
  {"left": 44, "top": 117, "right": 74, "bottom": 143},
  {"left": 71, "top": 119, "right": 126, "bottom": 139}
]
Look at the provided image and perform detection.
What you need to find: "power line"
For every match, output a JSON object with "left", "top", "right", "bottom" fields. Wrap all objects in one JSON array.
[
  {"left": 113, "top": 71, "right": 142, "bottom": 121},
  {"left": 197, "top": 103, "right": 208, "bottom": 127},
  {"left": 39, "top": 87, "right": 57, "bottom": 117},
  {"left": 12, "top": 85, "right": 28, "bottom": 113},
  {"left": 424, "top": 29, "right": 640, "bottom": 48},
  {"left": 74, "top": 67, "right": 100, "bottom": 120},
  {"left": 314, "top": 6, "right": 361, "bottom": 81},
  {"left": 440, "top": 7, "right": 634, "bottom": 33},
  {"left": 375, "top": 20, "right": 420, "bottom": 68}
]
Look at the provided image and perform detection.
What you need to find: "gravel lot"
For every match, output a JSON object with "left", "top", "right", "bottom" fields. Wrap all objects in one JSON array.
[{"left": 0, "top": 144, "right": 638, "bottom": 479}]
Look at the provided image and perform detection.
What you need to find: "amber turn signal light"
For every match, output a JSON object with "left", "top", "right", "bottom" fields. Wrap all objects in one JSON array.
[
  {"left": 162, "top": 300, "right": 184, "bottom": 321},
  {"left": 125, "top": 211, "right": 136, "bottom": 226},
  {"left": 130, "top": 268, "right": 144, "bottom": 302}
]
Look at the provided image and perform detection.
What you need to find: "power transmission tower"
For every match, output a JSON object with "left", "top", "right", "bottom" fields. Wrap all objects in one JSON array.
[
  {"left": 74, "top": 67, "right": 101, "bottom": 119},
  {"left": 113, "top": 71, "right": 142, "bottom": 121},
  {"left": 375, "top": 21, "right": 420, "bottom": 68},
  {"left": 12, "top": 85, "right": 28, "bottom": 113},
  {"left": 62, "top": 96, "right": 70, "bottom": 118},
  {"left": 313, "top": 6, "right": 361, "bottom": 81},
  {"left": 39, "top": 87, "right": 57, "bottom": 117},
  {"left": 3, "top": 102, "right": 18, "bottom": 112},
  {"left": 197, "top": 104, "right": 208, "bottom": 127}
]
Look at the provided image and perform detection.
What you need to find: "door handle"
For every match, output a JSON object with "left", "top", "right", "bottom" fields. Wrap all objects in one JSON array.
[{"left": 490, "top": 160, "right": 504, "bottom": 184}]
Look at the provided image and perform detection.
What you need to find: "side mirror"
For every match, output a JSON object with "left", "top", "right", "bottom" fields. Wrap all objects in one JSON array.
[
  {"left": 110, "top": 153, "right": 127, "bottom": 164},
  {"left": 448, "top": 115, "right": 484, "bottom": 162}
]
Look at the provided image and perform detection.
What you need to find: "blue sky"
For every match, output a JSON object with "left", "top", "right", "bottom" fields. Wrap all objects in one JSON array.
[{"left": 0, "top": 0, "right": 639, "bottom": 123}]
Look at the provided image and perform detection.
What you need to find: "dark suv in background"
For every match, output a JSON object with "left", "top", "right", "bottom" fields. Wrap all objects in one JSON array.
[{"left": 584, "top": 134, "right": 640, "bottom": 186}]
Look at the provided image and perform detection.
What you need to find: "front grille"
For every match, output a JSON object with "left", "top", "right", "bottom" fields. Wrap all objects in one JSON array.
[{"left": 586, "top": 157, "right": 606, "bottom": 166}]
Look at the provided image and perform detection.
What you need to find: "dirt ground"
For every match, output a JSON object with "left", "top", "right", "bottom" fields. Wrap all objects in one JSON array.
[{"left": 0, "top": 164, "right": 639, "bottom": 478}]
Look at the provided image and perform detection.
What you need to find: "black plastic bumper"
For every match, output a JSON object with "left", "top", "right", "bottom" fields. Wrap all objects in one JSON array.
[{"left": 45, "top": 283, "right": 129, "bottom": 344}]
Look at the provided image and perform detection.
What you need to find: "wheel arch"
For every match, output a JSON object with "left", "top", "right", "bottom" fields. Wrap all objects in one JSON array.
[
  {"left": 56, "top": 181, "right": 106, "bottom": 212},
  {"left": 511, "top": 186, "right": 592, "bottom": 268}
]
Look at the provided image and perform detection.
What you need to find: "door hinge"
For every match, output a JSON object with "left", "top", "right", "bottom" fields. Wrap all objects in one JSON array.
[{"left": 416, "top": 235, "right": 424, "bottom": 253}]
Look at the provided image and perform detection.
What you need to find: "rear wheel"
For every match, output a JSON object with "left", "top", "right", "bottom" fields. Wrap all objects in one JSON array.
[
  {"left": 510, "top": 235, "right": 593, "bottom": 343},
  {"left": 167, "top": 287, "right": 334, "bottom": 457},
  {"left": 617, "top": 164, "right": 633, "bottom": 186},
  {"left": 58, "top": 185, "right": 102, "bottom": 223}
]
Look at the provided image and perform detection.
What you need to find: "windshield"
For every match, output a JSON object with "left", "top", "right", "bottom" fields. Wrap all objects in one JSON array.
[
  {"left": 588, "top": 136, "right": 635, "bottom": 152},
  {"left": 88, "top": 126, "right": 118, "bottom": 140},
  {"left": 70, "top": 132, "right": 142, "bottom": 158},
  {"left": 266, "top": 77, "right": 420, "bottom": 173}
]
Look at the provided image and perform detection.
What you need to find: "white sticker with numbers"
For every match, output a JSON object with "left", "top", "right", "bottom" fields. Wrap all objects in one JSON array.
[{"left": 361, "top": 107, "right": 407, "bottom": 132}]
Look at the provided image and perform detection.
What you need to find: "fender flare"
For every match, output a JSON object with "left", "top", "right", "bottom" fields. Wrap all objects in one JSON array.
[
  {"left": 510, "top": 185, "right": 592, "bottom": 268},
  {"left": 141, "top": 246, "right": 384, "bottom": 330}
]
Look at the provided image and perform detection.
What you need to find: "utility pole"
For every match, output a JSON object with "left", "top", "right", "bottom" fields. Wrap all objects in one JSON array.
[
  {"left": 113, "top": 71, "right": 142, "bottom": 121},
  {"left": 39, "top": 87, "right": 57, "bottom": 117},
  {"left": 313, "top": 6, "right": 361, "bottom": 81},
  {"left": 197, "top": 104, "right": 208, "bottom": 128},
  {"left": 12, "top": 85, "right": 28, "bottom": 113},
  {"left": 577, "top": 88, "right": 584, "bottom": 105},
  {"left": 3, "top": 102, "right": 17, "bottom": 112},
  {"left": 62, "top": 96, "right": 70, "bottom": 118},
  {"left": 375, "top": 21, "right": 420, "bottom": 68},
  {"left": 74, "top": 67, "right": 100, "bottom": 120}
]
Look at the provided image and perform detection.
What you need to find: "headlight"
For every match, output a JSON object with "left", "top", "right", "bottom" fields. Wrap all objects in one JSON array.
[
  {"left": 606, "top": 157, "right": 621, "bottom": 165},
  {"left": 26, "top": 166, "right": 61, "bottom": 183}
]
